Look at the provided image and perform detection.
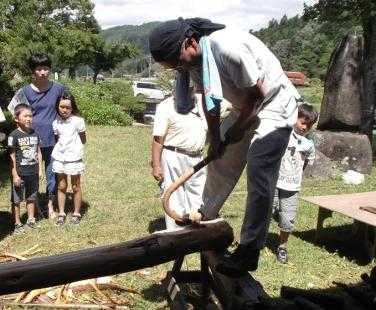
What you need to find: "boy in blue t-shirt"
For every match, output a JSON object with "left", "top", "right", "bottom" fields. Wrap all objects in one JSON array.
[
  {"left": 8, "top": 53, "right": 66, "bottom": 219},
  {"left": 8, "top": 104, "right": 43, "bottom": 234}
]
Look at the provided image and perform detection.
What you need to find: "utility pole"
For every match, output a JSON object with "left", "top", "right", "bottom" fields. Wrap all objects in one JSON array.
[{"left": 148, "top": 54, "right": 152, "bottom": 78}]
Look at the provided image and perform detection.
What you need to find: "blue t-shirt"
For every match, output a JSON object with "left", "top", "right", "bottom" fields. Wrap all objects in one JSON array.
[{"left": 23, "top": 82, "right": 66, "bottom": 148}]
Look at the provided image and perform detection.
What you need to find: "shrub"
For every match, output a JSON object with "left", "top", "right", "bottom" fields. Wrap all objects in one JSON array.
[{"left": 64, "top": 79, "right": 142, "bottom": 126}]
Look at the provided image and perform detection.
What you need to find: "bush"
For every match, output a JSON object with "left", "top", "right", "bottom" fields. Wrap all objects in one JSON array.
[
  {"left": 64, "top": 80, "right": 142, "bottom": 126},
  {"left": 98, "top": 80, "right": 145, "bottom": 116}
]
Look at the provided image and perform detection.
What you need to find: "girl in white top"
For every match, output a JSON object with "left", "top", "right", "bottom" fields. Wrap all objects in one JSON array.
[{"left": 52, "top": 92, "right": 86, "bottom": 226}]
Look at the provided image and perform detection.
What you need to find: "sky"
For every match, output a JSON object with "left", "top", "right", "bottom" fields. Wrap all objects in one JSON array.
[{"left": 92, "top": 0, "right": 317, "bottom": 31}]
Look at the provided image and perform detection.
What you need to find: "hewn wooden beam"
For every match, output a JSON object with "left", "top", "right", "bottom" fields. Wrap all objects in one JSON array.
[{"left": 0, "top": 220, "right": 233, "bottom": 295}]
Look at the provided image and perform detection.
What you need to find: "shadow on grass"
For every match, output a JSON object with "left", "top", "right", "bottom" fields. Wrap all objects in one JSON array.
[
  {"left": 37, "top": 192, "right": 90, "bottom": 219},
  {"left": 292, "top": 224, "right": 371, "bottom": 265},
  {"left": 141, "top": 282, "right": 166, "bottom": 302},
  {"left": 265, "top": 232, "right": 280, "bottom": 255},
  {"left": 148, "top": 217, "right": 166, "bottom": 233},
  {"left": 0, "top": 148, "right": 11, "bottom": 190},
  {"left": 142, "top": 282, "right": 209, "bottom": 309},
  {"left": 140, "top": 271, "right": 373, "bottom": 309},
  {"left": 260, "top": 280, "right": 371, "bottom": 310},
  {"left": 0, "top": 210, "right": 14, "bottom": 241}
]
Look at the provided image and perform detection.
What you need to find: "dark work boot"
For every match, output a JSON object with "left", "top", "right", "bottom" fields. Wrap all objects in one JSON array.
[{"left": 216, "top": 244, "right": 260, "bottom": 277}]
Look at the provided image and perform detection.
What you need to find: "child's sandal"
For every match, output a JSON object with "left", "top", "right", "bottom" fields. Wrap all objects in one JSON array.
[
  {"left": 70, "top": 214, "right": 81, "bottom": 225},
  {"left": 56, "top": 214, "right": 66, "bottom": 226}
]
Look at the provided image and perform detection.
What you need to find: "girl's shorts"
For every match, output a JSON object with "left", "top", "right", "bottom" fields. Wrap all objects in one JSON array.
[{"left": 52, "top": 160, "right": 85, "bottom": 175}]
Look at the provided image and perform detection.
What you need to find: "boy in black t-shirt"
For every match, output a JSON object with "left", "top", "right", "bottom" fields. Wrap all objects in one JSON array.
[{"left": 8, "top": 104, "right": 42, "bottom": 234}]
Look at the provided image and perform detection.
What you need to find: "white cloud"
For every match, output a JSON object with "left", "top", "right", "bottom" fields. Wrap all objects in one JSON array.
[{"left": 92, "top": 0, "right": 315, "bottom": 31}]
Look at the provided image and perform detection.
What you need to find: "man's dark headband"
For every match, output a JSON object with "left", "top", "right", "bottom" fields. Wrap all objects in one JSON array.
[{"left": 149, "top": 17, "right": 225, "bottom": 63}]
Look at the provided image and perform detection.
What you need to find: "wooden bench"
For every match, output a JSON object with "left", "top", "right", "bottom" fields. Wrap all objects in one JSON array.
[{"left": 302, "top": 191, "right": 376, "bottom": 260}]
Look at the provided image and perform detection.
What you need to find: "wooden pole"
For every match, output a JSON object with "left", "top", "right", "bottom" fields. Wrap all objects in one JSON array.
[{"left": 0, "top": 220, "right": 233, "bottom": 295}]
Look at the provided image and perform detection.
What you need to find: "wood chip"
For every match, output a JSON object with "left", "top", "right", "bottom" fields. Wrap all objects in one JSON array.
[
  {"left": 1, "top": 252, "right": 27, "bottom": 261},
  {"left": 23, "top": 288, "right": 51, "bottom": 303}
]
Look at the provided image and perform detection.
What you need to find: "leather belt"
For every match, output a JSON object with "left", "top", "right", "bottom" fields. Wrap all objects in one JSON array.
[{"left": 163, "top": 145, "right": 203, "bottom": 157}]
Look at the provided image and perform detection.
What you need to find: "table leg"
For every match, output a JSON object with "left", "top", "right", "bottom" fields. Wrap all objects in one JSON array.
[
  {"left": 365, "top": 226, "right": 376, "bottom": 262},
  {"left": 316, "top": 207, "right": 332, "bottom": 242}
]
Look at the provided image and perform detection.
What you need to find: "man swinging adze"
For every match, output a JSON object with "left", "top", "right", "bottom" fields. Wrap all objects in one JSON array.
[{"left": 149, "top": 17, "right": 301, "bottom": 277}]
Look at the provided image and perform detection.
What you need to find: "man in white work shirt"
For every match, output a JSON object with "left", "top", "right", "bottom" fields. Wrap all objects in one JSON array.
[
  {"left": 149, "top": 18, "right": 300, "bottom": 276},
  {"left": 151, "top": 91, "right": 207, "bottom": 230}
]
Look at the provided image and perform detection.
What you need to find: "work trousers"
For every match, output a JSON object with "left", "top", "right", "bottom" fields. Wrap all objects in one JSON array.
[
  {"left": 41, "top": 146, "right": 56, "bottom": 201},
  {"left": 161, "top": 148, "right": 207, "bottom": 230},
  {"left": 201, "top": 113, "right": 291, "bottom": 250}
]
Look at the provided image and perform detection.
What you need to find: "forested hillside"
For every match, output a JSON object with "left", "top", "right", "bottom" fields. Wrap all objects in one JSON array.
[
  {"left": 101, "top": 22, "right": 161, "bottom": 54},
  {"left": 101, "top": 22, "right": 161, "bottom": 75},
  {"left": 254, "top": 14, "right": 361, "bottom": 78}
]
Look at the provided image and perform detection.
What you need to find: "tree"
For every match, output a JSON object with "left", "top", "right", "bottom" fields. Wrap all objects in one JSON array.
[
  {"left": 53, "top": 29, "right": 102, "bottom": 79},
  {"left": 88, "top": 41, "right": 137, "bottom": 83},
  {"left": 304, "top": 0, "right": 376, "bottom": 139},
  {"left": 0, "top": 0, "right": 99, "bottom": 75}
]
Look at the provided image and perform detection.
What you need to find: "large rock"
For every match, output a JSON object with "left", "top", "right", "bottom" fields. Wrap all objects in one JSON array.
[
  {"left": 311, "top": 130, "right": 372, "bottom": 174},
  {"left": 303, "top": 150, "right": 338, "bottom": 179},
  {"left": 318, "top": 35, "right": 364, "bottom": 131}
]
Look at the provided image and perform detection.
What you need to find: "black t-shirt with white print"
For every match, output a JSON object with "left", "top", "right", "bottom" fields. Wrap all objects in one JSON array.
[{"left": 8, "top": 128, "right": 40, "bottom": 176}]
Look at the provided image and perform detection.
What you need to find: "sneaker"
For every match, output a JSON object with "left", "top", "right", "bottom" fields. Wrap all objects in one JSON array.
[
  {"left": 216, "top": 244, "right": 260, "bottom": 277},
  {"left": 56, "top": 214, "right": 66, "bottom": 226},
  {"left": 26, "top": 218, "right": 39, "bottom": 229},
  {"left": 14, "top": 223, "right": 25, "bottom": 235},
  {"left": 70, "top": 214, "right": 81, "bottom": 225},
  {"left": 277, "top": 246, "right": 288, "bottom": 264}
]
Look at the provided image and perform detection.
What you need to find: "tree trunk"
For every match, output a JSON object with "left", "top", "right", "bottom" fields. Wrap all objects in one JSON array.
[
  {"left": 0, "top": 220, "right": 233, "bottom": 295},
  {"left": 68, "top": 67, "right": 76, "bottom": 80},
  {"left": 92, "top": 70, "right": 99, "bottom": 84},
  {"left": 360, "top": 11, "right": 376, "bottom": 142}
]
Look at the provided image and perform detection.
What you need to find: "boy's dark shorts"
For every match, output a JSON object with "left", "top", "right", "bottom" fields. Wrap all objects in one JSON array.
[{"left": 12, "top": 175, "right": 39, "bottom": 204}]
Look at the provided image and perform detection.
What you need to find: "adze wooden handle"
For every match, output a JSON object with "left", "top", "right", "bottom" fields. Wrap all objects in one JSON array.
[{"left": 162, "top": 154, "right": 216, "bottom": 225}]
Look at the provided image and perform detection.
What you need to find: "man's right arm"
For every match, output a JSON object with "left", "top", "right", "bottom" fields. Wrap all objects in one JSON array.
[
  {"left": 151, "top": 100, "right": 169, "bottom": 182},
  {"left": 151, "top": 136, "right": 164, "bottom": 182}
]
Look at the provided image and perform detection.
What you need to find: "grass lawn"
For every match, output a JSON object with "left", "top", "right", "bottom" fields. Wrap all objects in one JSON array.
[{"left": 0, "top": 124, "right": 375, "bottom": 309}]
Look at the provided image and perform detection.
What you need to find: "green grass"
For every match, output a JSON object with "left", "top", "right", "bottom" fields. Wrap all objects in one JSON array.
[{"left": 0, "top": 122, "right": 375, "bottom": 309}]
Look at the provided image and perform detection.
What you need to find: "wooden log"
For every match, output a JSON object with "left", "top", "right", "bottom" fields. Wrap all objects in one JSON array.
[{"left": 0, "top": 219, "right": 233, "bottom": 295}]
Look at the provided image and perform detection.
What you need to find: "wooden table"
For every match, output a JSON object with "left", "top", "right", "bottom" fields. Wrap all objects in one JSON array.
[{"left": 302, "top": 191, "right": 376, "bottom": 260}]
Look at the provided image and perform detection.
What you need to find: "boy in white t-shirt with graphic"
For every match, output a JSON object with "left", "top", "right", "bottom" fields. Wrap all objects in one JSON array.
[{"left": 273, "top": 103, "right": 318, "bottom": 264}]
